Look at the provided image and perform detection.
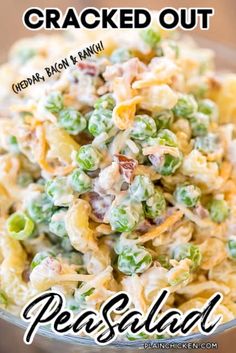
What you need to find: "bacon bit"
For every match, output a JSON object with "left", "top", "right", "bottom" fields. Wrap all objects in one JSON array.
[
  {"left": 136, "top": 219, "right": 152, "bottom": 234},
  {"left": 22, "top": 268, "right": 30, "bottom": 283},
  {"left": 77, "top": 62, "right": 98, "bottom": 76},
  {"left": 74, "top": 131, "right": 93, "bottom": 146},
  {"left": 114, "top": 154, "right": 137, "bottom": 183},
  {"left": 154, "top": 215, "right": 166, "bottom": 225},
  {"left": 207, "top": 75, "right": 222, "bottom": 90},
  {"left": 84, "top": 192, "right": 114, "bottom": 223},
  {"left": 195, "top": 205, "right": 209, "bottom": 219}
]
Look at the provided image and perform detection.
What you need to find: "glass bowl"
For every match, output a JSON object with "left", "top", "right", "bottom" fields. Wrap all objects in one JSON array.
[{"left": 0, "top": 36, "right": 236, "bottom": 353}]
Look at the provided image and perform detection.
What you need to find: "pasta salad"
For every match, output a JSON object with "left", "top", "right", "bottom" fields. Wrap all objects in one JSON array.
[{"left": 0, "top": 23, "right": 236, "bottom": 338}]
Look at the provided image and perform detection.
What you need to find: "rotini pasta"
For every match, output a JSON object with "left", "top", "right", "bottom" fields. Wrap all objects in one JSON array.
[{"left": 0, "top": 19, "right": 235, "bottom": 336}]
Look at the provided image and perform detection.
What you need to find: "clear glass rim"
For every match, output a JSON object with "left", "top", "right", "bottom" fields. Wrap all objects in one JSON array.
[
  {"left": 0, "top": 36, "right": 236, "bottom": 348},
  {"left": 0, "top": 307, "right": 236, "bottom": 348}
]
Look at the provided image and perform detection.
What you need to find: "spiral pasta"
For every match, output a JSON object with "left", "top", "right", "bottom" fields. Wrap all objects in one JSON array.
[{"left": 0, "top": 19, "right": 236, "bottom": 332}]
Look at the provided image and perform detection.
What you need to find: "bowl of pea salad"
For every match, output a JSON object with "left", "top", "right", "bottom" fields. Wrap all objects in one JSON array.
[{"left": 0, "top": 20, "right": 236, "bottom": 352}]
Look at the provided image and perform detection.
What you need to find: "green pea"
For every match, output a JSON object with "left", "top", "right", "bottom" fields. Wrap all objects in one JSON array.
[
  {"left": 46, "top": 177, "right": 73, "bottom": 206},
  {"left": 110, "top": 202, "right": 143, "bottom": 233},
  {"left": 150, "top": 152, "right": 182, "bottom": 176},
  {"left": 114, "top": 236, "right": 137, "bottom": 255},
  {"left": 199, "top": 61, "right": 210, "bottom": 75},
  {"left": 31, "top": 251, "right": 55, "bottom": 269},
  {"left": 156, "top": 254, "right": 171, "bottom": 270},
  {"left": 45, "top": 92, "right": 64, "bottom": 113},
  {"left": 58, "top": 108, "right": 86, "bottom": 135},
  {"left": 49, "top": 209, "right": 67, "bottom": 238},
  {"left": 174, "top": 184, "right": 201, "bottom": 208},
  {"left": 36, "top": 178, "right": 46, "bottom": 186},
  {"left": 63, "top": 251, "right": 83, "bottom": 266},
  {"left": 190, "top": 83, "right": 208, "bottom": 99},
  {"left": 74, "top": 287, "right": 95, "bottom": 309},
  {"left": 147, "top": 129, "right": 181, "bottom": 174},
  {"left": 144, "top": 188, "right": 166, "bottom": 219},
  {"left": 17, "top": 172, "right": 33, "bottom": 188},
  {"left": 130, "top": 114, "right": 157, "bottom": 140},
  {"left": 198, "top": 99, "right": 218, "bottom": 121},
  {"left": 154, "top": 110, "right": 174, "bottom": 130},
  {"left": 207, "top": 199, "right": 230, "bottom": 223},
  {"left": 66, "top": 298, "right": 80, "bottom": 312},
  {"left": 190, "top": 112, "right": 209, "bottom": 137},
  {"left": 7, "top": 212, "right": 35, "bottom": 240},
  {"left": 227, "top": 238, "right": 236, "bottom": 260},
  {"left": 194, "top": 133, "right": 221, "bottom": 154},
  {"left": 156, "top": 128, "right": 178, "bottom": 147},
  {"left": 0, "top": 291, "right": 8, "bottom": 306},
  {"left": 172, "top": 244, "right": 202, "bottom": 270},
  {"left": 140, "top": 28, "right": 161, "bottom": 49},
  {"left": 15, "top": 47, "right": 37, "bottom": 64},
  {"left": 167, "top": 40, "right": 180, "bottom": 59},
  {"left": 69, "top": 168, "right": 92, "bottom": 193},
  {"left": 94, "top": 94, "right": 116, "bottom": 110},
  {"left": 76, "top": 144, "right": 101, "bottom": 171},
  {"left": 110, "top": 48, "right": 133, "bottom": 63},
  {"left": 118, "top": 246, "right": 152, "bottom": 275},
  {"left": 19, "top": 111, "right": 33, "bottom": 121},
  {"left": 130, "top": 175, "right": 155, "bottom": 202},
  {"left": 8, "top": 135, "right": 20, "bottom": 153},
  {"left": 60, "top": 237, "right": 73, "bottom": 252},
  {"left": 88, "top": 109, "right": 113, "bottom": 136},
  {"left": 27, "top": 193, "right": 55, "bottom": 223},
  {"left": 173, "top": 94, "right": 197, "bottom": 118}
]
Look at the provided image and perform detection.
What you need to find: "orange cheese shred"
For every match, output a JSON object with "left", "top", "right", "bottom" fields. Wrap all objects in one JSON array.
[{"left": 137, "top": 210, "right": 184, "bottom": 244}]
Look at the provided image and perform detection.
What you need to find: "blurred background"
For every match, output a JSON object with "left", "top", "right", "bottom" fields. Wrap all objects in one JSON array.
[{"left": 0, "top": 0, "right": 236, "bottom": 352}]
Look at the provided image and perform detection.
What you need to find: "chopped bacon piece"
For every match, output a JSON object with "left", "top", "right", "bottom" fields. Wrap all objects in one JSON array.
[
  {"left": 85, "top": 192, "right": 114, "bottom": 223},
  {"left": 207, "top": 75, "right": 222, "bottom": 90},
  {"left": 22, "top": 268, "right": 30, "bottom": 283},
  {"left": 136, "top": 219, "right": 152, "bottom": 234},
  {"left": 114, "top": 154, "right": 137, "bottom": 183},
  {"left": 154, "top": 216, "right": 166, "bottom": 226},
  {"left": 195, "top": 204, "right": 209, "bottom": 219},
  {"left": 77, "top": 62, "right": 98, "bottom": 76}
]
